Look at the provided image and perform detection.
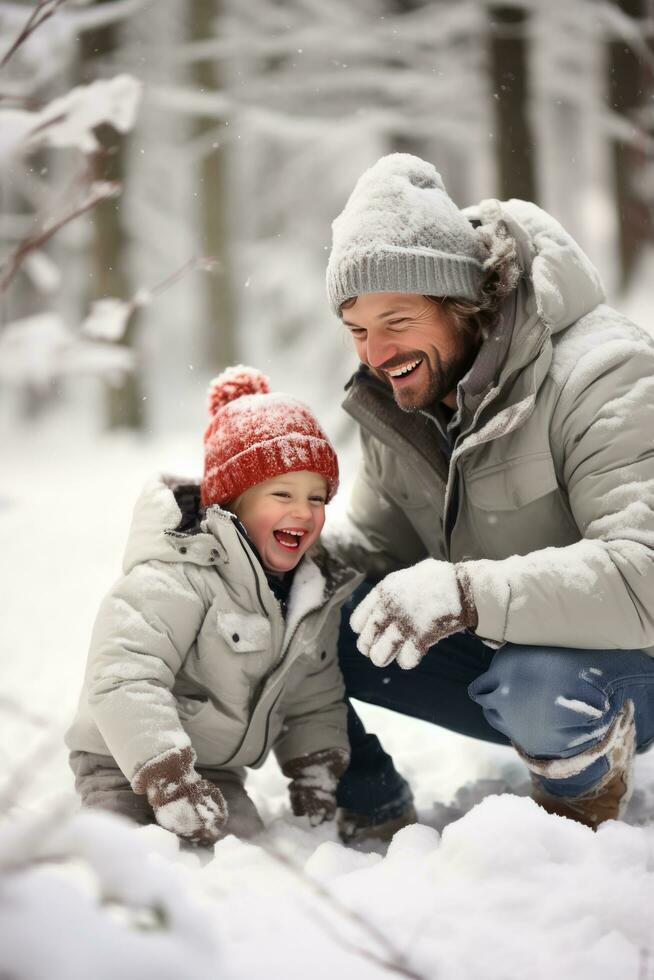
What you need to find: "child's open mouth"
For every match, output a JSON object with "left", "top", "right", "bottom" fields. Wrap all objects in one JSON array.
[{"left": 273, "top": 529, "right": 306, "bottom": 551}]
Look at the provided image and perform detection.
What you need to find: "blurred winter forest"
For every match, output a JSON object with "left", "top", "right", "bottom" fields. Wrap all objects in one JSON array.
[
  {"left": 2, "top": 8, "right": 654, "bottom": 971},
  {"left": 1, "top": 0, "right": 653, "bottom": 450}
]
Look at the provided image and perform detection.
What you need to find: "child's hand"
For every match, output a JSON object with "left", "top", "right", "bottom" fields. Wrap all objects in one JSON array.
[
  {"left": 282, "top": 747, "right": 350, "bottom": 826},
  {"left": 132, "top": 746, "right": 228, "bottom": 845}
]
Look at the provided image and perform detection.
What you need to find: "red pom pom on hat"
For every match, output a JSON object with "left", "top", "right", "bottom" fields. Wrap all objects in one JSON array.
[
  {"left": 207, "top": 365, "right": 270, "bottom": 416},
  {"left": 201, "top": 365, "right": 339, "bottom": 508}
]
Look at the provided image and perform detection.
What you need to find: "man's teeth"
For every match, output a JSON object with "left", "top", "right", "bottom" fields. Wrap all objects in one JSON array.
[{"left": 388, "top": 359, "right": 421, "bottom": 378}]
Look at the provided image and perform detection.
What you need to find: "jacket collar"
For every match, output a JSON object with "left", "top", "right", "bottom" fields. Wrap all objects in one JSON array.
[
  {"left": 343, "top": 274, "right": 551, "bottom": 461},
  {"left": 343, "top": 370, "right": 450, "bottom": 483},
  {"left": 344, "top": 195, "right": 603, "bottom": 455},
  {"left": 122, "top": 476, "right": 360, "bottom": 618}
]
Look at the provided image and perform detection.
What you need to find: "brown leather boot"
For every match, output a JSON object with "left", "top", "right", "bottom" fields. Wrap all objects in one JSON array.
[
  {"left": 337, "top": 801, "right": 417, "bottom": 845},
  {"left": 519, "top": 700, "right": 636, "bottom": 831},
  {"left": 530, "top": 766, "right": 632, "bottom": 829}
]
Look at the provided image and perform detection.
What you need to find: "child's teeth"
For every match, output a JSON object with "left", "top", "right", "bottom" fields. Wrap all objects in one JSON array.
[{"left": 274, "top": 529, "right": 304, "bottom": 548}]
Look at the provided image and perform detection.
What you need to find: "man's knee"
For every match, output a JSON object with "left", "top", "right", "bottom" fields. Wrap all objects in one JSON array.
[{"left": 468, "top": 645, "right": 616, "bottom": 758}]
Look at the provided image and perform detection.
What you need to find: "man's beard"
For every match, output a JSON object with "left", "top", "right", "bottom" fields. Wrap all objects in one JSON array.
[{"left": 381, "top": 337, "right": 480, "bottom": 413}]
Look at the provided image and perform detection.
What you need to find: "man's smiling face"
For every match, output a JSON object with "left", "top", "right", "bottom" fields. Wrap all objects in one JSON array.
[{"left": 342, "top": 292, "right": 480, "bottom": 412}]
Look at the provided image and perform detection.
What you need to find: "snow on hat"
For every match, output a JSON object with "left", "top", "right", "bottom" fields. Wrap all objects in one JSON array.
[
  {"left": 201, "top": 365, "right": 339, "bottom": 508},
  {"left": 326, "top": 153, "right": 486, "bottom": 314}
]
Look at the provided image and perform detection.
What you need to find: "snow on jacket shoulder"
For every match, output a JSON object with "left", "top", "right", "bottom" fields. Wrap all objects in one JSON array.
[
  {"left": 342, "top": 198, "right": 654, "bottom": 655},
  {"left": 66, "top": 477, "right": 362, "bottom": 782}
]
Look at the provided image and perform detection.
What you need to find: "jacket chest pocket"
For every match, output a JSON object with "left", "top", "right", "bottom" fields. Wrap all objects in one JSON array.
[
  {"left": 383, "top": 456, "right": 444, "bottom": 512},
  {"left": 216, "top": 611, "right": 272, "bottom": 653},
  {"left": 198, "top": 610, "right": 274, "bottom": 702},
  {"left": 463, "top": 453, "right": 579, "bottom": 559}
]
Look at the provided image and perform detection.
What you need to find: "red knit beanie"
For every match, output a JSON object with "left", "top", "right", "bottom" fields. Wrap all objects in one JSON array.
[{"left": 201, "top": 365, "right": 339, "bottom": 508}]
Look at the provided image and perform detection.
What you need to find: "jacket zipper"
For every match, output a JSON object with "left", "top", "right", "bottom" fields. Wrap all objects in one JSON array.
[
  {"left": 250, "top": 688, "right": 284, "bottom": 767},
  {"left": 228, "top": 574, "right": 358, "bottom": 769},
  {"left": 247, "top": 595, "right": 335, "bottom": 768},
  {"left": 221, "top": 537, "right": 347, "bottom": 766},
  {"left": 219, "top": 597, "right": 326, "bottom": 769},
  {"left": 236, "top": 535, "right": 269, "bottom": 618}
]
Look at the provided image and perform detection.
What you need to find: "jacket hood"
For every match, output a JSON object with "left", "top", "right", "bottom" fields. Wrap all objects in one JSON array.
[
  {"left": 122, "top": 476, "right": 227, "bottom": 574},
  {"left": 466, "top": 198, "right": 605, "bottom": 336},
  {"left": 122, "top": 477, "right": 359, "bottom": 600}
]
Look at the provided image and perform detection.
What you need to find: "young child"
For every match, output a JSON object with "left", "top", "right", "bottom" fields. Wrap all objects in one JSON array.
[{"left": 66, "top": 366, "right": 362, "bottom": 845}]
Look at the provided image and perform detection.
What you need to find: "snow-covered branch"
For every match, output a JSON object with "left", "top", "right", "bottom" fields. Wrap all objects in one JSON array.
[
  {"left": 0, "top": 180, "right": 120, "bottom": 292},
  {"left": 0, "top": 804, "right": 221, "bottom": 974},
  {"left": 0, "top": 0, "right": 69, "bottom": 69},
  {"left": 80, "top": 255, "right": 219, "bottom": 342},
  {"left": 0, "top": 255, "right": 217, "bottom": 389},
  {"left": 263, "top": 840, "right": 428, "bottom": 980},
  {"left": 1, "top": 74, "right": 142, "bottom": 164},
  {"left": 170, "top": 0, "right": 483, "bottom": 65},
  {"left": 0, "top": 0, "right": 154, "bottom": 71}
]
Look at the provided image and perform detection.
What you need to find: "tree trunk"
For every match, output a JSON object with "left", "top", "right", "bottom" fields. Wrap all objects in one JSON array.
[
  {"left": 78, "top": 7, "right": 143, "bottom": 430},
  {"left": 489, "top": 5, "right": 536, "bottom": 202},
  {"left": 608, "top": 0, "right": 652, "bottom": 289},
  {"left": 189, "top": 0, "right": 236, "bottom": 371}
]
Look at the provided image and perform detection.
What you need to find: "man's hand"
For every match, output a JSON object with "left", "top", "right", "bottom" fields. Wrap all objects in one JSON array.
[
  {"left": 132, "top": 746, "right": 228, "bottom": 845},
  {"left": 282, "top": 747, "right": 350, "bottom": 826},
  {"left": 350, "top": 559, "right": 478, "bottom": 669}
]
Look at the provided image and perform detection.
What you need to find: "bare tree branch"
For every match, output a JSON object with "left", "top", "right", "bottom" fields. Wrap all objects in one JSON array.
[
  {"left": 147, "top": 254, "right": 220, "bottom": 301},
  {"left": 0, "top": 0, "right": 69, "bottom": 70},
  {"left": 79, "top": 255, "right": 219, "bottom": 342},
  {"left": 0, "top": 695, "right": 53, "bottom": 730},
  {"left": 0, "top": 92, "right": 47, "bottom": 109},
  {"left": 0, "top": 726, "right": 62, "bottom": 819},
  {"left": 0, "top": 180, "right": 120, "bottom": 292},
  {"left": 263, "top": 840, "right": 429, "bottom": 980}
]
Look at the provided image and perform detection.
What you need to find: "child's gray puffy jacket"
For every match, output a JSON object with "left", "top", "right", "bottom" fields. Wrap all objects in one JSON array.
[{"left": 66, "top": 477, "right": 363, "bottom": 783}]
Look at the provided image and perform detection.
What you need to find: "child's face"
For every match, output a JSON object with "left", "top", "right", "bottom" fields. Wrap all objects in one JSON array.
[{"left": 231, "top": 470, "right": 328, "bottom": 574}]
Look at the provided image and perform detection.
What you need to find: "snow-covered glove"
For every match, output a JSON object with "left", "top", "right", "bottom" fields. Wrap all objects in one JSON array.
[
  {"left": 350, "top": 559, "right": 478, "bottom": 670},
  {"left": 132, "top": 746, "right": 228, "bottom": 845},
  {"left": 282, "top": 747, "right": 350, "bottom": 826}
]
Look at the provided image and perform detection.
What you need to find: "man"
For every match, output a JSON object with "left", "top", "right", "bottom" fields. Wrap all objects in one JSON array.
[{"left": 326, "top": 153, "right": 654, "bottom": 840}]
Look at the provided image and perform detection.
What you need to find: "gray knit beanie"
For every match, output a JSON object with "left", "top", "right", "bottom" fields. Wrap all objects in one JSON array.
[{"left": 326, "top": 153, "right": 486, "bottom": 315}]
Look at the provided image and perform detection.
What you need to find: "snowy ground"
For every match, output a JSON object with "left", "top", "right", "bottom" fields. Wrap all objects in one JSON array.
[{"left": 2, "top": 412, "right": 654, "bottom": 980}]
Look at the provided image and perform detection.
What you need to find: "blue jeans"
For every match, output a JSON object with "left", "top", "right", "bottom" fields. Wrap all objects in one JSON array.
[{"left": 335, "top": 583, "right": 654, "bottom": 817}]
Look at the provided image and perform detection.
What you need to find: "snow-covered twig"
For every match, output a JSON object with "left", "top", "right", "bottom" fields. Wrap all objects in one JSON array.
[
  {"left": 0, "top": 726, "right": 63, "bottom": 820},
  {"left": 0, "top": 796, "right": 76, "bottom": 875},
  {"left": 0, "top": 695, "right": 78, "bottom": 875},
  {"left": 147, "top": 254, "right": 220, "bottom": 300},
  {"left": 0, "top": 180, "right": 120, "bottom": 292},
  {"left": 598, "top": 1, "right": 654, "bottom": 74},
  {"left": 171, "top": 0, "right": 481, "bottom": 64},
  {"left": 0, "top": 0, "right": 69, "bottom": 69},
  {"left": 263, "top": 840, "right": 428, "bottom": 980},
  {"left": 0, "top": 695, "right": 53, "bottom": 731},
  {"left": 0, "top": 255, "right": 216, "bottom": 390},
  {"left": 0, "top": 0, "right": 152, "bottom": 71},
  {"left": 81, "top": 255, "right": 218, "bottom": 342},
  {"left": 2, "top": 74, "right": 143, "bottom": 159},
  {"left": 0, "top": 92, "right": 47, "bottom": 110}
]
